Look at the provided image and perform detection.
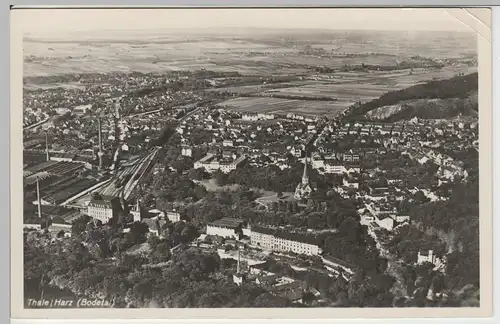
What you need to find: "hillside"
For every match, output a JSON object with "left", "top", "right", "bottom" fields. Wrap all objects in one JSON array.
[
  {"left": 365, "top": 91, "right": 478, "bottom": 121},
  {"left": 347, "top": 72, "right": 478, "bottom": 120}
]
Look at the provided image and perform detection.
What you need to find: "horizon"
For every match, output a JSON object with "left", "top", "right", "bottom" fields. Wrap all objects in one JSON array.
[
  {"left": 15, "top": 8, "right": 475, "bottom": 38},
  {"left": 23, "top": 27, "right": 476, "bottom": 44}
]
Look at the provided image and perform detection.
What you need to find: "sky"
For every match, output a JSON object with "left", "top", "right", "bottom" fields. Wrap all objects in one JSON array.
[{"left": 13, "top": 8, "right": 475, "bottom": 38}]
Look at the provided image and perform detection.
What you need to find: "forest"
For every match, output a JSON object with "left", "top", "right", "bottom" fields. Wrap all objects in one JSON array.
[{"left": 346, "top": 72, "right": 478, "bottom": 120}]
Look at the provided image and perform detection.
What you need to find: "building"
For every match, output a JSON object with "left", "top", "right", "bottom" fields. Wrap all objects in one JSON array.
[
  {"left": 194, "top": 153, "right": 214, "bottom": 170},
  {"left": 73, "top": 104, "right": 92, "bottom": 116},
  {"left": 342, "top": 178, "right": 359, "bottom": 189},
  {"left": 417, "top": 250, "right": 438, "bottom": 265},
  {"left": 222, "top": 139, "right": 234, "bottom": 147},
  {"left": 242, "top": 114, "right": 259, "bottom": 122},
  {"left": 49, "top": 153, "right": 77, "bottom": 162},
  {"left": 50, "top": 222, "right": 73, "bottom": 237},
  {"left": 87, "top": 196, "right": 121, "bottom": 224},
  {"left": 130, "top": 200, "right": 143, "bottom": 222},
  {"left": 374, "top": 214, "right": 395, "bottom": 231},
  {"left": 295, "top": 158, "right": 313, "bottom": 200},
  {"left": 166, "top": 210, "right": 181, "bottom": 223},
  {"left": 220, "top": 155, "right": 246, "bottom": 173},
  {"left": 181, "top": 147, "right": 192, "bottom": 157},
  {"left": 23, "top": 223, "right": 42, "bottom": 231},
  {"left": 250, "top": 226, "right": 322, "bottom": 256},
  {"left": 271, "top": 280, "right": 305, "bottom": 303},
  {"left": 290, "top": 146, "right": 303, "bottom": 158},
  {"left": 194, "top": 153, "right": 247, "bottom": 174},
  {"left": 394, "top": 215, "right": 410, "bottom": 224},
  {"left": 206, "top": 218, "right": 246, "bottom": 239}
]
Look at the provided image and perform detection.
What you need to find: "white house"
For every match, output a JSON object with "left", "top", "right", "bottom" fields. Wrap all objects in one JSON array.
[
  {"left": 166, "top": 210, "right": 181, "bottom": 223},
  {"left": 206, "top": 218, "right": 245, "bottom": 239},
  {"left": 223, "top": 140, "right": 234, "bottom": 147},
  {"left": 374, "top": 215, "right": 395, "bottom": 231},
  {"left": 250, "top": 226, "right": 322, "bottom": 256},
  {"left": 394, "top": 215, "right": 410, "bottom": 224},
  {"left": 181, "top": 147, "right": 192, "bottom": 157},
  {"left": 417, "top": 249, "right": 442, "bottom": 266}
]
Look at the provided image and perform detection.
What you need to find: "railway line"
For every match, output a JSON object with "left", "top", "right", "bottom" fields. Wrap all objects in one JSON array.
[{"left": 98, "top": 148, "right": 159, "bottom": 199}]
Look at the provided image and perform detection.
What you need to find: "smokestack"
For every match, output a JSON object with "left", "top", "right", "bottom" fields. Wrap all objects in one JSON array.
[
  {"left": 98, "top": 116, "right": 103, "bottom": 170},
  {"left": 45, "top": 133, "right": 49, "bottom": 162},
  {"left": 36, "top": 178, "right": 42, "bottom": 218},
  {"left": 237, "top": 247, "right": 241, "bottom": 274}
]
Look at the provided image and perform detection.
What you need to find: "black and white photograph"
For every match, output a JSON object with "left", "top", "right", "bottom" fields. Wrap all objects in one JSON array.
[{"left": 11, "top": 6, "right": 492, "bottom": 318}]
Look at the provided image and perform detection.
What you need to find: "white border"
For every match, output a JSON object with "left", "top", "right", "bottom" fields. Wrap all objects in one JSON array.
[{"left": 9, "top": 6, "right": 494, "bottom": 321}]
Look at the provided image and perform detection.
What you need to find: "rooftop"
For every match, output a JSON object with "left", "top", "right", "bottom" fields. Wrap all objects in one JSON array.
[
  {"left": 209, "top": 218, "right": 245, "bottom": 229},
  {"left": 252, "top": 225, "right": 322, "bottom": 246}
]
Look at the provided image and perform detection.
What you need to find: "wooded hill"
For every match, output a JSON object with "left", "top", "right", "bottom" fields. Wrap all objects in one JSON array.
[{"left": 346, "top": 72, "right": 478, "bottom": 121}]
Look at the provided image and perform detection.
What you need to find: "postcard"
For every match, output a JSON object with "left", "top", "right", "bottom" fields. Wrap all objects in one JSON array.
[{"left": 10, "top": 6, "right": 492, "bottom": 319}]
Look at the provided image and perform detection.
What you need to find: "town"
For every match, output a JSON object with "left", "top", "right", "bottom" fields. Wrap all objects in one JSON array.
[
  {"left": 20, "top": 11, "right": 482, "bottom": 309},
  {"left": 22, "top": 67, "right": 479, "bottom": 308}
]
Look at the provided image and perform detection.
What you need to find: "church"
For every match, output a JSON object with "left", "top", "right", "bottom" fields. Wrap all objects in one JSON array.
[{"left": 294, "top": 157, "right": 313, "bottom": 200}]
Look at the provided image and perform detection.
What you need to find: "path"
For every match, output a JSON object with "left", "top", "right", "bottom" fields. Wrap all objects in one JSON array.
[{"left": 23, "top": 117, "right": 51, "bottom": 131}]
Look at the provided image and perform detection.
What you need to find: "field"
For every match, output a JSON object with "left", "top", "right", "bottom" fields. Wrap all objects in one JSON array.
[
  {"left": 23, "top": 29, "right": 476, "bottom": 77},
  {"left": 23, "top": 82, "right": 87, "bottom": 91},
  {"left": 216, "top": 96, "right": 348, "bottom": 117},
  {"left": 23, "top": 38, "right": 303, "bottom": 77},
  {"left": 23, "top": 30, "right": 477, "bottom": 118},
  {"left": 213, "top": 64, "right": 477, "bottom": 116}
]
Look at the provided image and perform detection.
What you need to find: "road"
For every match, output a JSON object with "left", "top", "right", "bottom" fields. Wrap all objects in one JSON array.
[
  {"left": 124, "top": 108, "right": 163, "bottom": 119},
  {"left": 177, "top": 106, "right": 201, "bottom": 124},
  {"left": 23, "top": 117, "right": 51, "bottom": 131}
]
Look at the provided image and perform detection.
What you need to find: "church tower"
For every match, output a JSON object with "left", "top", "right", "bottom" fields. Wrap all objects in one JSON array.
[
  {"left": 301, "top": 155, "right": 309, "bottom": 185},
  {"left": 131, "top": 199, "right": 142, "bottom": 222},
  {"left": 295, "top": 156, "right": 313, "bottom": 200}
]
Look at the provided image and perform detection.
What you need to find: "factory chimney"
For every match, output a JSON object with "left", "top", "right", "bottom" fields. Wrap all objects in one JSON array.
[
  {"left": 45, "top": 133, "right": 50, "bottom": 162},
  {"left": 237, "top": 246, "right": 241, "bottom": 274},
  {"left": 98, "top": 116, "right": 103, "bottom": 170},
  {"left": 36, "top": 177, "right": 42, "bottom": 218}
]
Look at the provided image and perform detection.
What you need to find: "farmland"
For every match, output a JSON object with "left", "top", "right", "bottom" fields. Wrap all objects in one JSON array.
[
  {"left": 23, "top": 29, "right": 476, "bottom": 77},
  {"left": 216, "top": 96, "right": 347, "bottom": 118},
  {"left": 213, "top": 64, "right": 477, "bottom": 117},
  {"left": 23, "top": 29, "right": 477, "bottom": 118}
]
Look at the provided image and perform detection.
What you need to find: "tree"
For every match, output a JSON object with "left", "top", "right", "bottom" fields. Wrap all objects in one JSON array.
[
  {"left": 302, "top": 291, "right": 316, "bottom": 305},
  {"left": 147, "top": 234, "right": 161, "bottom": 250},
  {"left": 72, "top": 215, "right": 91, "bottom": 236},
  {"left": 127, "top": 222, "right": 150, "bottom": 245}
]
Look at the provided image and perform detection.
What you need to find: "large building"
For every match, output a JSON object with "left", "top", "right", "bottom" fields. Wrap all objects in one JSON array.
[
  {"left": 87, "top": 196, "right": 121, "bottom": 224},
  {"left": 166, "top": 210, "right": 181, "bottom": 223},
  {"left": 250, "top": 226, "right": 322, "bottom": 256},
  {"left": 294, "top": 157, "right": 313, "bottom": 200},
  {"left": 194, "top": 153, "right": 247, "bottom": 174},
  {"left": 206, "top": 218, "right": 246, "bottom": 239}
]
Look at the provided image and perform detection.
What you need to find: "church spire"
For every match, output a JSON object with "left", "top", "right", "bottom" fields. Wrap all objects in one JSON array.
[{"left": 295, "top": 153, "right": 313, "bottom": 201}]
